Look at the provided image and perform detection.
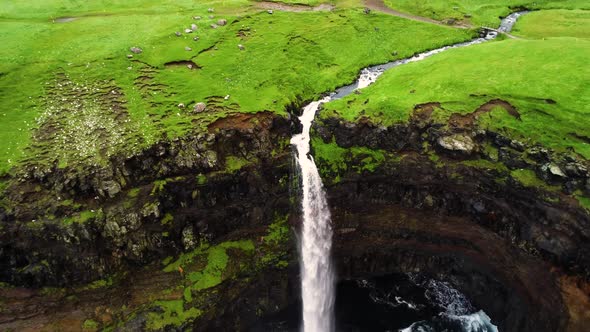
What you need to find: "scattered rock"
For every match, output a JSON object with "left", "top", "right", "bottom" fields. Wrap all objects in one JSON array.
[
  {"left": 209, "top": 15, "right": 215, "bottom": 19},
  {"left": 267, "top": 10, "right": 273, "bottom": 14},
  {"left": 543, "top": 163, "right": 567, "bottom": 178},
  {"left": 191, "top": 23, "right": 198, "bottom": 30},
  {"left": 238, "top": 44, "right": 245, "bottom": 50},
  {"left": 185, "top": 46, "right": 192, "bottom": 51},
  {"left": 193, "top": 36, "right": 200, "bottom": 41},
  {"left": 207, "top": 8, "right": 214, "bottom": 13},
  {"left": 193, "top": 16, "right": 201, "bottom": 20},
  {"left": 182, "top": 227, "right": 196, "bottom": 250},
  {"left": 126, "top": 54, "right": 133, "bottom": 59},
  {"left": 363, "top": 7, "right": 371, "bottom": 14},
  {"left": 437, "top": 134, "right": 475, "bottom": 154},
  {"left": 178, "top": 103, "right": 185, "bottom": 108},
  {"left": 187, "top": 64, "right": 193, "bottom": 69},
  {"left": 217, "top": 19, "right": 227, "bottom": 26},
  {"left": 193, "top": 102, "right": 206, "bottom": 113},
  {"left": 129, "top": 47, "right": 142, "bottom": 54},
  {"left": 210, "top": 24, "right": 218, "bottom": 29},
  {"left": 175, "top": 31, "right": 182, "bottom": 37},
  {"left": 127, "top": 66, "right": 132, "bottom": 70},
  {"left": 185, "top": 28, "right": 193, "bottom": 33},
  {"left": 224, "top": 95, "right": 230, "bottom": 100}
]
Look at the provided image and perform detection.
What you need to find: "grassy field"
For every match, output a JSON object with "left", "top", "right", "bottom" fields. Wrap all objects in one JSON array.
[
  {"left": 320, "top": 37, "right": 590, "bottom": 158},
  {"left": 382, "top": 0, "right": 590, "bottom": 26},
  {"left": 512, "top": 9, "right": 590, "bottom": 39},
  {"left": 0, "top": 0, "right": 474, "bottom": 175}
]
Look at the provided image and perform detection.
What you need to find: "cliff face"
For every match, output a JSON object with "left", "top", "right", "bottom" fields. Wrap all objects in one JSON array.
[
  {"left": 312, "top": 107, "right": 590, "bottom": 332},
  {"left": 1, "top": 103, "right": 589, "bottom": 331},
  {"left": 0, "top": 111, "right": 296, "bottom": 286}
]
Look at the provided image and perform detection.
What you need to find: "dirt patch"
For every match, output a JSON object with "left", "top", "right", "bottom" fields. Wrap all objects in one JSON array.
[
  {"left": 208, "top": 111, "right": 276, "bottom": 132},
  {"left": 54, "top": 17, "right": 77, "bottom": 23},
  {"left": 411, "top": 102, "right": 440, "bottom": 124},
  {"left": 164, "top": 60, "right": 201, "bottom": 70},
  {"left": 559, "top": 274, "right": 590, "bottom": 332},
  {"left": 255, "top": 1, "right": 334, "bottom": 12},
  {"left": 363, "top": 0, "right": 470, "bottom": 28},
  {"left": 449, "top": 99, "right": 520, "bottom": 129}
]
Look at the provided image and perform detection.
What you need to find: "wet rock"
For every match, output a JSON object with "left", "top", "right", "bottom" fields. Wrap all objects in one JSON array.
[
  {"left": 217, "top": 19, "right": 227, "bottom": 26},
  {"left": 564, "top": 162, "right": 588, "bottom": 178},
  {"left": 129, "top": 47, "right": 142, "bottom": 54},
  {"left": 193, "top": 102, "right": 206, "bottom": 113},
  {"left": 498, "top": 147, "right": 529, "bottom": 169},
  {"left": 527, "top": 146, "right": 550, "bottom": 162},
  {"left": 437, "top": 134, "right": 475, "bottom": 154}
]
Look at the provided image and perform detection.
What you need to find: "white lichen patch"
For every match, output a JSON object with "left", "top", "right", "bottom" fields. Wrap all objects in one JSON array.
[{"left": 32, "top": 75, "right": 140, "bottom": 168}]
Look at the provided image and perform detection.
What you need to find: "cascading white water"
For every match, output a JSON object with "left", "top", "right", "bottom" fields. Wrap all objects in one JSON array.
[
  {"left": 291, "top": 96, "right": 335, "bottom": 332},
  {"left": 291, "top": 12, "right": 525, "bottom": 332}
]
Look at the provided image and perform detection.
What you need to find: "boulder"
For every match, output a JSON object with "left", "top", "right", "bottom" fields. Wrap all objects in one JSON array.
[
  {"left": 437, "top": 134, "right": 475, "bottom": 154},
  {"left": 194, "top": 102, "right": 206, "bottom": 113}
]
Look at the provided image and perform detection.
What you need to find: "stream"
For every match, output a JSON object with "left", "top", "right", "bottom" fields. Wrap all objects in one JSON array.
[{"left": 291, "top": 12, "right": 525, "bottom": 332}]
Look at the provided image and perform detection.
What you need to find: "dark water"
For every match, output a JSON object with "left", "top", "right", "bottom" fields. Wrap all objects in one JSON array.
[{"left": 251, "top": 273, "right": 498, "bottom": 332}]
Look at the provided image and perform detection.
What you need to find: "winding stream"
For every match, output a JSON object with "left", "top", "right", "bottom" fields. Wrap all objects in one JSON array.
[{"left": 291, "top": 12, "right": 525, "bottom": 332}]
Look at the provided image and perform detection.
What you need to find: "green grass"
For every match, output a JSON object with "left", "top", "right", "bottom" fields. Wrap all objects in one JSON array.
[
  {"left": 146, "top": 299, "right": 202, "bottom": 331},
  {"left": 82, "top": 319, "right": 99, "bottom": 331},
  {"left": 510, "top": 169, "right": 560, "bottom": 191},
  {"left": 512, "top": 9, "right": 590, "bottom": 39},
  {"left": 0, "top": 0, "right": 474, "bottom": 176},
  {"left": 312, "top": 137, "right": 387, "bottom": 179},
  {"left": 382, "top": 0, "right": 590, "bottom": 26},
  {"left": 164, "top": 240, "right": 254, "bottom": 290},
  {"left": 321, "top": 38, "right": 590, "bottom": 158}
]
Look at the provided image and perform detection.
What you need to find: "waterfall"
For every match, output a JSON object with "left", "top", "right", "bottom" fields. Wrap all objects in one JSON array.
[
  {"left": 291, "top": 96, "right": 335, "bottom": 332},
  {"left": 291, "top": 11, "right": 525, "bottom": 332}
]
